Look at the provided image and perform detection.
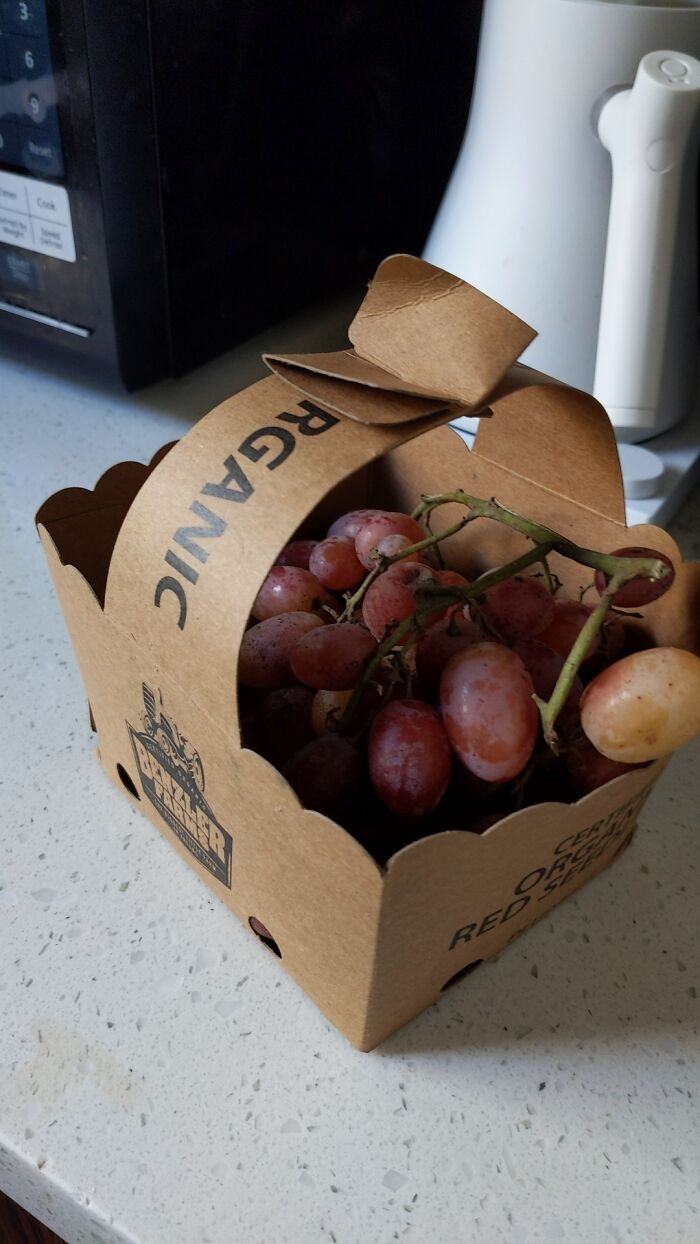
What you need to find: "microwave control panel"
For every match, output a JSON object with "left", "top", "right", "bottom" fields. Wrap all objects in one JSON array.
[{"left": 0, "top": 0, "right": 86, "bottom": 335}]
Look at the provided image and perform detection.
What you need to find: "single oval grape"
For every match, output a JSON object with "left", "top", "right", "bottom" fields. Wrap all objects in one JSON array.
[
  {"left": 535, "top": 600, "right": 600, "bottom": 662},
  {"left": 368, "top": 699, "right": 452, "bottom": 818},
  {"left": 362, "top": 562, "right": 437, "bottom": 641},
  {"left": 373, "top": 532, "right": 430, "bottom": 564},
  {"left": 440, "top": 641, "right": 539, "bottom": 783},
  {"left": 252, "top": 565, "right": 331, "bottom": 621},
  {"left": 594, "top": 545, "right": 675, "bottom": 608},
  {"left": 249, "top": 685, "right": 315, "bottom": 767},
  {"left": 566, "top": 737, "right": 644, "bottom": 795},
  {"left": 274, "top": 539, "right": 318, "bottom": 570},
  {"left": 282, "top": 734, "right": 364, "bottom": 817},
  {"left": 290, "top": 622, "right": 378, "bottom": 690},
  {"left": 512, "top": 638, "right": 582, "bottom": 733},
  {"left": 415, "top": 612, "right": 480, "bottom": 696},
  {"left": 309, "top": 536, "right": 365, "bottom": 590},
  {"left": 238, "top": 611, "right": 324, "bottom": 688},
  {"left": 354, "top": 511, "right": 428, "bottom": 570},
  {"left": 477, "top": 574, "right": 554, "bottom": 643},
  {"left": 580, "top": 646, "right": 700, "bottom": 763},
  {"left": 327, "top": 508, "right": 380, "bottom": 541}
]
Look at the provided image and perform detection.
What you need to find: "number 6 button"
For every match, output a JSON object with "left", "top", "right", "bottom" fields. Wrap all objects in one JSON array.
[{"left": 8, "top": 35, "right": 50, "bottom": 80}]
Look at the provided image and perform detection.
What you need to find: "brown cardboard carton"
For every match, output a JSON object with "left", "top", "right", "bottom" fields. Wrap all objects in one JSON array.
[{"left": 37, "top": 256, "right": 700, "bottom": 1050}]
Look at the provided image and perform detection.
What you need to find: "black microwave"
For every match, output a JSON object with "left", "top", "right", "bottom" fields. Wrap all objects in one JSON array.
[{"left": 0, "top": 1, "right": 483, "bottom": 388}]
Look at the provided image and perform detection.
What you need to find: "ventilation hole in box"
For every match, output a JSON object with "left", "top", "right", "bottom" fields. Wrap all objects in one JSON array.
[
  {"left": 248, "top": 916, "right": 281, "bottom": 958},
  {"left": 441, "top": 959, "right": 483, "bottom": 992},
  {"left": 117, "top": 764, "right": 140, "bottom": 800},
  {"left": 88, "top": 703, "right": 96, "bottom": 733}
]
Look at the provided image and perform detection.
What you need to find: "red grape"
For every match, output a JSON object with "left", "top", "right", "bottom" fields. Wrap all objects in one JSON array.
[
  {"left": 415, "top": 612, "right": 480, "bottom": 696},
  {"left": 594, "top": 546, "right": 675, "bottom": 608},
  {"left": 475, "top": 574, "right": 554, "bottom": 643},
  {"left": 290, "top": 622, "right": 377, "bottom": 690},
  {"left": 362, "top": 562, "right": 437, "bottom": 641},
  {"left": 252, "top": 566, "right": 332, "bottom": 621},
  {"left": 249, "top": 685, "right": 315, "bottom": 767},
  {"left": 309, "top": 537, "right": 365, "bottom": 590},
  {"left": 327, "top": 508, "right": 380, "bottom": 540},
  {"left": 512, "top": 638, "right": 582, "bottom": 732},
  {"left": 440, "top": 641, "right": 539, "bottom": 782},
  {"left": 373, "top": 532, "right": 430, "bottom": 564},
  {"left": 274, "top": 540, "right": 318, "bottom": 570},
  {"left": 535, "top": 600, "right": 600, "bottom": 662},
  {"left": 368, "top": 699, "right": 451, "bottom": 818},
  {"left": 239, "top": 612, "right": 324, "bottom": 688},
  {"left": 283, "top": 734, "right": 364, "bottom": 817},
  {"left": 580, "top": 647, "right": 700, "bottom": 763},
  {"left": 355, "top": 511, "right": 428, "bottom": 570},
  {"left": 566, "top": 737, "right": 644, "bottom": 795}
]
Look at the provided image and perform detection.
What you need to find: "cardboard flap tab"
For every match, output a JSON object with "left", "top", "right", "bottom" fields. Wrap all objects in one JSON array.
[
  {"left": 264, "top": 354, "right": 462, "bottom": 425},
  {"left": 349, "top": 254, "right": 536, "bottom": 404},
  {"left": 265, "top": 255, "right": 536, "bottom": 424}
]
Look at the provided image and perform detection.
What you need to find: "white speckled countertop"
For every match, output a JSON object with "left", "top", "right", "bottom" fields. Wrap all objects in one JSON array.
[{"left": 1, "top": 322, "right": 700, "bottom": 1244}]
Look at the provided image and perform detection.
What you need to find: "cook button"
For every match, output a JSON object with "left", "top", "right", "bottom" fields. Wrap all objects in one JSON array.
[
  {"left": 0, "top": 203, "right": 33, "bottom": 246},
  {"left": 32, "top": 216, "right": 74, "bottom": 261},
  {"left": 27, "top": 178, "right": 69, "bottom": 226}
]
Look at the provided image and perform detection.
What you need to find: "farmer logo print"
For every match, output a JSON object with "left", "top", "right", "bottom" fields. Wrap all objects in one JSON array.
[{"left": 128, "top": 684, "right": 232, "bottom": 887}]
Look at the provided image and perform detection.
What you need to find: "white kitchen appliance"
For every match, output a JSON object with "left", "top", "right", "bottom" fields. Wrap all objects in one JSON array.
[{"left": 424, "top": 0, "right": 700, "bottom": 462}]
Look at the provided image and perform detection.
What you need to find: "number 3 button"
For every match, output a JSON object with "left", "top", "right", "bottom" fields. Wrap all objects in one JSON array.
[{"left": 0, "top": 1, "right": 47, "bottom": 38}]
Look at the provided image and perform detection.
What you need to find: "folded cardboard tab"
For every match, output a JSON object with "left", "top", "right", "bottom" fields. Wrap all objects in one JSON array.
[
  {"left": 265, "top": 254, "right": 536, "bottom": 422},
  {"left": 36, "top": 256, "right": 700, "bottom": 1049}
]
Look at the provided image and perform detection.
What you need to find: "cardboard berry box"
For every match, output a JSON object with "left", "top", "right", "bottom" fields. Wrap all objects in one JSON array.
[{"left": 37, "top": 256, "right": 700, "bottom": 1050}]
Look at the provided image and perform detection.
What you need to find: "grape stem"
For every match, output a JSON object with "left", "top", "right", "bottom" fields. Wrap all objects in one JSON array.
[
  {"left": 412, "top": 492, "right": 670, "bottom": 584},
  {"left": 535, "top": 573, "right": 623, "bottom": 750}
]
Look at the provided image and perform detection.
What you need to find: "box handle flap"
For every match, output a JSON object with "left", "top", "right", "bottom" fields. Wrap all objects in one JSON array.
[
  {"left": 264, "top": 254, "right": 536, "bottom": 424},
  {"left": 480, "top": 368, "right": 627, "bottom": 524}
]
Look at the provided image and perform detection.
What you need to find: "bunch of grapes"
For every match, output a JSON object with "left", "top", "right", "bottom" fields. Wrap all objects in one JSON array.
[{"left": 238, "top": 499, "right": 699, "bottom": 863}]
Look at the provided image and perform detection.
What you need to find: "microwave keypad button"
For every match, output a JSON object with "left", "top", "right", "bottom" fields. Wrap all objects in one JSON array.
[
  {"left": 19, "top": 76, "right": 54, "bottom": 127},
  {"left": 0, "top": 245, "right": 38, "bottom": 288},
  {"left": 0, "top": 116, "right": 19, "bottom": 164},
  {"left": 0, "top": 201, "right": 32, "bottom": 246},
  {"left": 19, "top": 124, "right": 62, "bottom": 175},
  {"left": 0, "top": 166, "right": 27, "bottom": 209},
  {"left": 0, "top": 0, "right": 47, "bottom": 39},
  {"left": 32, "top": 217, "right": 73, "bottom": 261},
  {"left": 8, "top": 33, "right": 49, "bottom": 80},
  {"left": 26, "top": 178, "right": 68, "bottom": 226}
]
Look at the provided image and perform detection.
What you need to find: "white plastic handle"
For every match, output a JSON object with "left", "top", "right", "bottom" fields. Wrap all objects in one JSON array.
[{"left": 593, "top": 50, "right": 700, "bottom": 439}]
